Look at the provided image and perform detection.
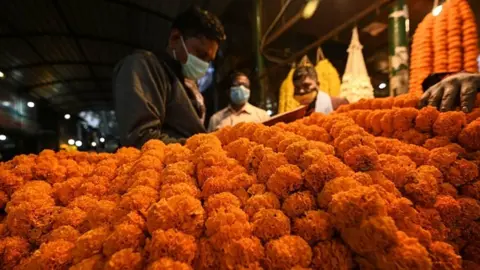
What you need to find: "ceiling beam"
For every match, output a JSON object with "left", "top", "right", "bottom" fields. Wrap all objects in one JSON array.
[
  {"left": 285, "top": 0, "right": 395, "bottom": 64},
  {"left": 48, "top": 89, "right": 113, "bottom": 99},
  {"left": 55, "top": 99, "right": 112, "bottom": 108},
  {"left": 53, "top": 0, "right": 101, "bottom": 94},
  {"left": 51, "top": 97, "right": 113, "bottom": 105},
  {"left": 104, "top": 0, "right": 174, "bottom": 22},
  {"left": 0, "top": 32, "right": 138, "bottom": 48},
  {"left": 258, "top": 0, "right": 396, "bottom": 80},
  {"left": 26, "top": 77, "right": 111, "bottom": 90},
  {"left": 54, "top": 96, "right": 112, "bottom": 103},
  {"left": 51, "top": 96, "right": 112, "bottom": 110},
  {"left": 0, "top": 17, "right": 80, "bottom": 113},
  {"left": 58, "top": 101, "right": 113, "bottom": 112},
  {"left": 2, "top": 61, "right": 115, "bottom": 72}
]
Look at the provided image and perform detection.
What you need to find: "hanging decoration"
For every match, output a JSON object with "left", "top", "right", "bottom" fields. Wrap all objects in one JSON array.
[
  {"left": 278, "top": 64, "right": 300, "bottom": 113},
  {"left": 340, "top": 27, "right": 374, "bottom": 103},
  {"left": 315, "top": 47, "right": 342, "bottom": 97},
  {"left": 409, "top": 0, "right": 478, "bottom": 94}
]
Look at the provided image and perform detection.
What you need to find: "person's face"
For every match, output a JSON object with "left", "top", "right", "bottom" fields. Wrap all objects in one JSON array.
[
  {"left": 168, "top": 29, "right": 219, "bottom": 64},
  {"left": 230, "top": 75, "right": 251, "bottom": 106},
  {"left": 232, "top": 75, "right": 250, "bottom": 88},
  {"left": 293, "top": 76, "right": 319, "bottom": 96}
]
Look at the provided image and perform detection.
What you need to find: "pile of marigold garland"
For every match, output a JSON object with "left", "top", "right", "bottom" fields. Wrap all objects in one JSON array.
[{"left": 1, "top": 104, "right": 480, "bottom": 269}]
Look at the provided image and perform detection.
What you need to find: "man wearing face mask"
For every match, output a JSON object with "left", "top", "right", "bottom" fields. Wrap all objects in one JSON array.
[
  {"left": 208, "top": 72, "right": 269, "bottom": 132},
  {"left": 113, "top": 6, "right": 225, "bottom": 147},
  {"left": 293, "top": 66, "right": 349, "bottom": 114}
]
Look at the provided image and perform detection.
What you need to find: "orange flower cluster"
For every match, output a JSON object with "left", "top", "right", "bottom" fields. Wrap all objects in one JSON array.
[
  {"left": 0, "top": 107, "right": 479, "bottom": 269},
  {"left": 410, "top": 0, "right": 479, "bottom": 94},
  {"left": 335, "top": 94, "right": 420, "bottom": 113},
  {"left": 447, "top": 0, "right": 462, "bottom": 72},
  {"left": 410, "top": 14, "right": 434, "bottom": 95},
  {"left": 433, "top": 2, "right": 449, "bottom": 73},
  {"left": 457, "top": 0, "right": 479, "bottom": 72},
  {"left": 336, "top": 92, "right": 480, "bottom": 117},
  {"left": 337, "top": 106, "right": 480, "bottom": 149}
]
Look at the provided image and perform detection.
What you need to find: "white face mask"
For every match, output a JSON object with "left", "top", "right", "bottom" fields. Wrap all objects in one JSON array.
[
  {"left": 230, "top": 85, "right": 251, "bottom": 105},
  {"left": 173, "top": 36, "right": 210, "bottom": 80}
]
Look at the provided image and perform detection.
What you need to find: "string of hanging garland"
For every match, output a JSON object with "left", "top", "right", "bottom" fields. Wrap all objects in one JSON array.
[{"left": 409, "top": 0, "right": 478, "bottom": 94}]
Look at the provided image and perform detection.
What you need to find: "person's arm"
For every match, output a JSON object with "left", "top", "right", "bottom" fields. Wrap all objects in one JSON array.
[
  {"left": 208, "top": 112, "right": 220, "bottom": 132},
  {"left": 331, "top": 96, "right": 349, "bottom": 110},
  {"left": 207, "top": 115, "right": 218, "bottom": 132},
  {"left": 114, "top": 52, "right": 183, "bottom": 147}
]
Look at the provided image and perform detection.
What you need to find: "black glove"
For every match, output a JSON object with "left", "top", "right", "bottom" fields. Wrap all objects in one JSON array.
[{"left": 419, "top": 72, "right": 479, "bottom": 113}]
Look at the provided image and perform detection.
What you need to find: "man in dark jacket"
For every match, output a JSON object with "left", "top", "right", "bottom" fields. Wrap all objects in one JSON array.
[{"left": 113, "top": 6, "right": 226, "bottom": 147}]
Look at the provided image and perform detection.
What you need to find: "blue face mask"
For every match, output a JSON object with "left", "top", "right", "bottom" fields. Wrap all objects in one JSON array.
[
  {"left": 230, "top": 85, "right": 250, "bottom": 105},
  {"left": 174, "top": 36, "right": 210, "bottom": 80}
]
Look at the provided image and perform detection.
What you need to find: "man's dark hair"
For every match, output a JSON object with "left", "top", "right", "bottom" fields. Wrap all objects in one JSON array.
[
  {"left": 292, "top": 66, "right": 318, "bottom": 84},
  {"left": 173, "top": 6, "right": 226, "bottom": 43},
  {"left": 231, "top": 71, "right": 249, "bottom": 83}
]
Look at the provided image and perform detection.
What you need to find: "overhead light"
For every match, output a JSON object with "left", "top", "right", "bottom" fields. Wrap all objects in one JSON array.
[
  {"left": 432, "top": 5, "right": 443, "bottom": 16},
  {"left": 266, "top": 110, "right": 273, "bottom": 116},
  {"left": 0, "top": 71, "right": 4, "bottom": 78},
  {"left": 0, "top": 134, "right": 6, "bottom": 141},
  {"left": 27, "top": 101, "right": 35, "bottom": 108},
  {"left": 64, "top": 114, "right": 71, "bottom": 120},
  {"left": 68, "top": 139, "right": 75, "bottom": 145},
  {"left": 99, "top": 137, "right": 105, "bottom": 143},
  {"left": 379, "top": 83, "right": 387, "bottom": 89},
  {"left": 2, "top": 101, "right": 11, "bottom": 107},
  {"left": 302, "top": 0, "right": 320, "bottom": 19},
  {"left": 91, "top": 142, "right": 97, "bottom": 147},
  {"left": 75, "top": 140, "right": 82, "bottom": 147}
]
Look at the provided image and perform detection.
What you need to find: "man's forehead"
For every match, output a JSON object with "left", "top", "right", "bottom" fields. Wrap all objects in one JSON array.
[
  {"left": 193, "top": 36, "right": 218, "bottom": 59},
  {"left": 235, "top": 75, "right": 249, "bottom": 83},
  {"left": 294, "top": 76, "right": 315, "bottom": 86}
]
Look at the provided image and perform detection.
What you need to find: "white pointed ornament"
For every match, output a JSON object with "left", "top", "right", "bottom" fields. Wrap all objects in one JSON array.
[{"left": 340, "top": 27, "right": 374, "bottom": 103}]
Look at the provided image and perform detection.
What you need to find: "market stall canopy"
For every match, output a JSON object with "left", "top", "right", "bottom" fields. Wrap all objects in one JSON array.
[{"left": 0, "top": 0, "right": 234, "bottom": 113}]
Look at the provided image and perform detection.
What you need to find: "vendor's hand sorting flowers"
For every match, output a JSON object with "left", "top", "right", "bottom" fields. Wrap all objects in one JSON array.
[{"left": 420, "top": 72, "right": 480, "bottom": 113}]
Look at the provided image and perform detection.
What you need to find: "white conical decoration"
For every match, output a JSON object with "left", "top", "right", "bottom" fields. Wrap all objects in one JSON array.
[{"left": 340, "top": 27, "right": 374, "bottom": 103}]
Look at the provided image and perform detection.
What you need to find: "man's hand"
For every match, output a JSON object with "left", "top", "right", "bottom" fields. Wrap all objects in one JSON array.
[{"left": 419, "top": 72, "right": 480, "bottom": 112}]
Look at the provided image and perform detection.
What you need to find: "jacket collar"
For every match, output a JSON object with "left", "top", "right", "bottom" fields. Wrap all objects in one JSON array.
[{"left": 162, "top": 52, "right": 185, "bottom": 82}]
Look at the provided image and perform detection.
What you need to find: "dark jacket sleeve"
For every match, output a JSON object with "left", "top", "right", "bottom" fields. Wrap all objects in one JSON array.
[{"left": 113, "top": 52, "right": 183, "bottom": 147}]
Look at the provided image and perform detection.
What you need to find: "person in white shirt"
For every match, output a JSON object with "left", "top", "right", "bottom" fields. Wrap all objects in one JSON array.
[
  {"left": 292, "top": 66, "right": 349, "bottom": 114},
  {"left": 208, "top": 72, "right": 269, "bottom": 131}
]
